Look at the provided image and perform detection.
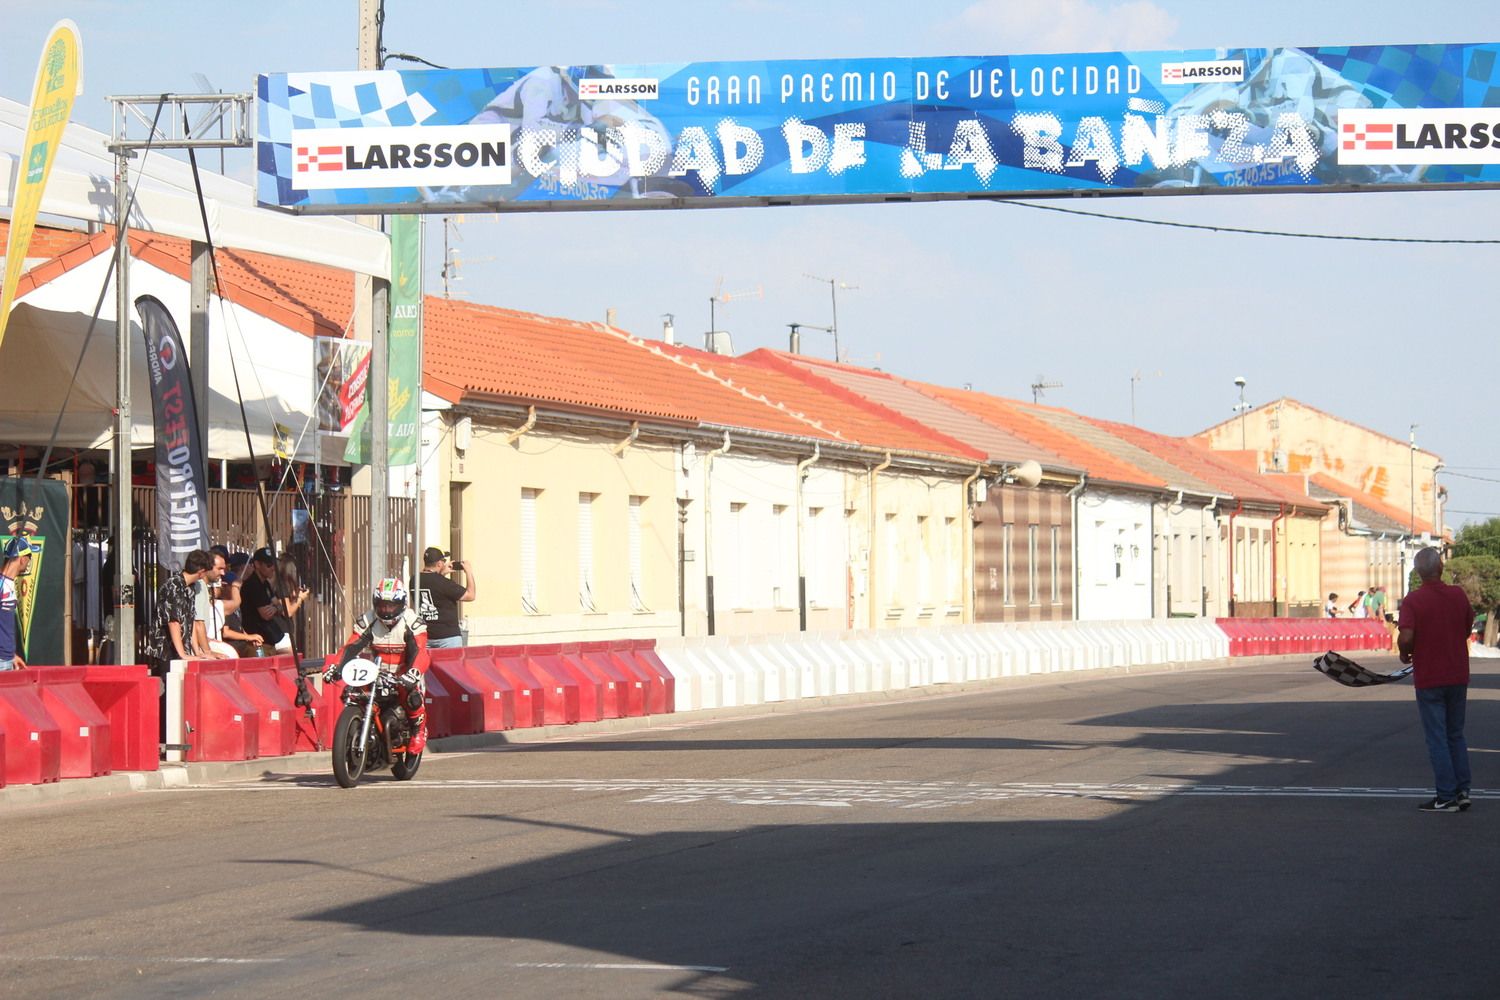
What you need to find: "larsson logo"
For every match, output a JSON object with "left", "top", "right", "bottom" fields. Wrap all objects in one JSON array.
[
  {"left": 1338, "top": 108, "right": 1500, "bottom": 165},
  {"left": 289, "top": 124, "right": 512, "bottom": 190},
  {"left": 578, "top": 78, "right": 659, "bottom": 100},
  {"left": 1160, "top": 60, "right": 1244, "bottom": 85}
]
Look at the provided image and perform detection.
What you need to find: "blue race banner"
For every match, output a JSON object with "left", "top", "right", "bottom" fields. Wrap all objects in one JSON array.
[{"left": 257, "top": 45, "right": 1500, "bottom": 214}]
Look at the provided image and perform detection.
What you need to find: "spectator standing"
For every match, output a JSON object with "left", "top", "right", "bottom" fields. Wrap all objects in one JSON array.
[
  {"left": 415, "top": 547, "right": 476, "bottom": 649},
  {"left": 1, "top": 536, "right": 40, "bottom": 669},
  {"left": 239, "top": 547, "right": 308, "bottom": 653},
  {"left": 142, "top": 549, "right": 212, "bottom": 676},
  {"left": 1349, "top": 590, "right": 1367, "bottom": 618},
  {"left": 1398, "top": 547, "right": 1476, "bottom": 813},
  {"left": 1324, "top": 592, "right": 1341, "bottom": 618}
]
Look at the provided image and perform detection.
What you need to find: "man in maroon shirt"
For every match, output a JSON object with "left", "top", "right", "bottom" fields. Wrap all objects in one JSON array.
[{"left": 1398, "top": 547, "right": 1476, "bottom": 812}]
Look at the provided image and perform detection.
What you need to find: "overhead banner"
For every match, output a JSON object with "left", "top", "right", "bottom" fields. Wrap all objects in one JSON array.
[
  {"left": 0, "top": 19, "right": 83, "bottom": 352},
  {"left": 0, "top": 477, "right": 69, "bottom": 666},
  {"left": 137, "top": 296, "right": 209, "bottom": 570},
  {"left": 258, "top": 43, "right": 1500, "bottom": 214}
]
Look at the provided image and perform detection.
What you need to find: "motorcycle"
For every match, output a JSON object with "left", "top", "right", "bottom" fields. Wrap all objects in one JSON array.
[{"left": 331, "top": 657, "right": 423, "bottom": 788}]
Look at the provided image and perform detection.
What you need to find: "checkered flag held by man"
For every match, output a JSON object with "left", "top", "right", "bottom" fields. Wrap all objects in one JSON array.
[{"left": 1313, "top": 651, "right": 1413, "bottom": 688}]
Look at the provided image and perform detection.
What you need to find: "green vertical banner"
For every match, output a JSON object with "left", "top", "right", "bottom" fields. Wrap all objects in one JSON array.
[
  {"left": 344, "top": 217, "right": 421, "bottom": 466},
  {"left": 0, "top": 477, "right": 70, "bottom": 665},
  {"left": 388, "top": 215, "right": 422, "bottom": 466}
]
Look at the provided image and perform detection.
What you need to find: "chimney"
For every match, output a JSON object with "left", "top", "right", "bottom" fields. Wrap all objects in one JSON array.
[
  {"left": 788, "top": 323, "right": 801, "bottom": 354},
  {"left": 705, "top": 330, "right": 733, "bottom": 355},
  {"left": 605, "top": 307, "right": 618, "bottom": 328},
  {"left": 661, "top": 313, "right": 675, "bottom": 344}
]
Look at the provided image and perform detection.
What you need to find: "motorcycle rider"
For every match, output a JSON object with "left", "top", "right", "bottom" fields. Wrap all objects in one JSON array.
[{"left": 324, "top": 578, "right": 430, "bottom": 755}]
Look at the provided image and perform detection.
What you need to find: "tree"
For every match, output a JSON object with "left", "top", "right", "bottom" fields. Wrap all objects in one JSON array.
[
  {"left": 1444, "top": 551, "right": 1500, "bottom": 646},
  {"left": 1453, "top": 518, "right": 1500, "bottom": 560}
]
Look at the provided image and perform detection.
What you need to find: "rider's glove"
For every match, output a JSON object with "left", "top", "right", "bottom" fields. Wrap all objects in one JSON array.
[
  {"left": 322, "top": 663, "right": 341, "bottom": 683},
  {"left": 400, "top": 666, "right": 422, "bottom": 688}
]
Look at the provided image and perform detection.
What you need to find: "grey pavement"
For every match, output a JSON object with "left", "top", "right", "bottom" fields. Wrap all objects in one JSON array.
[{"left": 2, "top": 652, "right": 1494, "bottom": 999}]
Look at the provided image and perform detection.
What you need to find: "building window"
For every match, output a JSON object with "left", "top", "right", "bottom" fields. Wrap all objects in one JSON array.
[
  {"left": 1050, "top": 525, "right": 1061, "bottom": 604},
  {"left": 885, "top": 512, "right": 900, "bottom": 603},
  {"left": 521, "top": 488, "right": 540, "bottom": 614},
  {"left": 1028, "top": 524, "right": 1039, "bottom": 605},
  {"left": 629, "top": 495, "right": 646, "bottom": 611},
  {"left": 806, "top": 506, "right": 823, "bottom": 606},
  {"left": 945, "top": 516, "right": 960, "bottom": 604},
  {"left": 917, "top": 515, "right": 932, "bottom": 605},
  {"left": 729, "top": 501, "right": 747, "bottom": 607},
  {"left": 578, "top": 492, "right": 597, "bottom": 611},
  {"left": 1003, "top": 523, "right": 1014, "bottom": 606},
  {"left": 772, "top": 504, "right": 788, "bottom": 607}
]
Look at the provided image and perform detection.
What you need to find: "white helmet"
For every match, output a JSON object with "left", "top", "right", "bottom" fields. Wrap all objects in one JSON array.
[{"left": 373, "top": 577, "right": 407, "bottom": 625}]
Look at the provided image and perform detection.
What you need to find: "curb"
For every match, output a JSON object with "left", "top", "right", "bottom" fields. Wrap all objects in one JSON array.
[{"left": 1, "top": 652, "right": 1338, "bottom": 812}]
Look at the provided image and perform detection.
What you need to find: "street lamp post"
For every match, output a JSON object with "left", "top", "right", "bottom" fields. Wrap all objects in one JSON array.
[
  {"left": 1232, "top": 376, "right": 1250, "bottom": 450},
  {"left": 1409, "top": 424, "right": 1419, "bottom": 538}
]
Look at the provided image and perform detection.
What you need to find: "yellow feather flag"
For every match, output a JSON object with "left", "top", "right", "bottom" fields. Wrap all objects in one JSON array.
[{"left": 0, "top": 20, "right": 83, "bottom": 353}]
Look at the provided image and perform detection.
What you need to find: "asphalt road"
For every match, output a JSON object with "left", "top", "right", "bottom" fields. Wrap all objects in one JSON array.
[{"left": 3, "top": 654, "right": 1496, "bottom": 999}]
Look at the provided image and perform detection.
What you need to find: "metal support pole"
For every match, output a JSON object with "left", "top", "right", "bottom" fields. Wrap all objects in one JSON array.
[
  {"left": 112, "top": 150, "right": 135, "bottom": 662},
  {"left": 190, "top": 241, "right": 211, "bottom": 455},
  {"left": 371, "top": 278, "right": 390, "bottom": 578}
]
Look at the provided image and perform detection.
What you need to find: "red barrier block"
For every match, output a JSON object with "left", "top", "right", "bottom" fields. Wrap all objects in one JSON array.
[
  {"left": 628, "top": 641, "right": 676, "bottom": 714},
  {"left": 79, "top": 665, "right": 158, "bottom": 771},
  {"left": 429, "top": 648, "right": 512, "bottom": 733},
  {"left": 490, "top": 647, "right": 550, "bottom": 728},
  {"left": 184, "top": 662, "right": 260, "bottom": 762},
  {"left": 234, "top": 661, "right": 297, "bottom": 758},
  {"left": 418, "top": 667, "right": 456, "bottom": 739},
  {"left": 600, "top": 644, "right": 660, "bottom": 716},
  {"left": 0, "top": 716, "right": 5, "bottom": 788},
  {"left": 459, "top": 649, "right": 518, "bottom": 732},
  {"left": 523, "top": 645, "right": 585, "bottom": 724},
  {"left": 578, "top": 641, "right": 637, "bottom": 718},
  {"left": 0, "top": 670, "right": 62, "bottom": 784},
  {"left": 35, "top": 667, "right": 112, "bottom": 778},
  {"left": 1215, "top": 619, "right": 1244, "bottom": 656}
]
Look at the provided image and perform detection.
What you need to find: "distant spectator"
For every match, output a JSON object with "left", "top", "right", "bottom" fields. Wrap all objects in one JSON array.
[
  {"left": 1349, "top": 590, "right": 1367, "bottom": 618},
  {"left": 1398, "top": 547, "right": 1475, "bottom": 812},
  {"left": 1, "top": 536, "right": 40, "bottom": 669},
  {"left": 142, "top": 549, "right": 212, "bottom": 676},
  {"left": 1325, "top": 593, "right": 1341, "bottom": 618}
]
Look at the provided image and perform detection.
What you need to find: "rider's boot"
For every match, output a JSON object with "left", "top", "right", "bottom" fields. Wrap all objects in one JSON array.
[{"left": 407, "top": 705, "right": 428, "bottom": 755}]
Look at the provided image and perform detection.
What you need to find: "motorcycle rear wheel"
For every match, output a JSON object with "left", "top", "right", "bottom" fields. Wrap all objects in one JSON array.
[
  {"left": 392, "top": 750, "right": 422, "bottom": 781},
  {"left": 332, "top": 704, "right": 369, "bottom": 788}
]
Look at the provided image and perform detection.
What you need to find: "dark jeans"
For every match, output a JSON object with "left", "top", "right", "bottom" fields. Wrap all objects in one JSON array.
[{"left": 1416, "top": 684, "right": 1471, "bottom": 799}]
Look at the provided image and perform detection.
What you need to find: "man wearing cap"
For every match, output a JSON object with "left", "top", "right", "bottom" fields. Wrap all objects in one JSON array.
[
  {"left": 240, "top": 547, "right": 308, "bottom": 653},
  {"left": 1, "top": 536, "right": 40, "bottom": 669},
  {"left": 415, "top": 547, "right": 476, "bottom": 649}
]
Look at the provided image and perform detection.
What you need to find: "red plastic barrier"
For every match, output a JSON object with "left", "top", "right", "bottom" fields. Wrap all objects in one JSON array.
[
  {"left": 80, "top": 665, "right": 158, "bottom": 771},
  {"left": 183, "top": 662, "right": 260, "bottom": 762},
  {"left": 458, "top": 648, "right": 519, "bottom": 732},
  {"left": 490, "top": 646, "right": 554, "bottom": 727},
  {"left": 603, "top": 644, "right": 663, "bottom": 716},
  {"left": 429, "top": 648, "right": 513, "bottom": 733},
  {"left": 577, "top": 641, "right": 637, "bottom": 718},
  {"left": 0, "top": 716, "right": 5, "bottom": 788},
  {"left": 35, "top": 667, "right": 112, "bottom": 778},
  {"left": 528, "top": 644, "right": 601, "bottom": 722},
  {"left": 418, "top": 667, "right": 457, "bottom": 739},
  {"left": 0, "top": 670, "right": 62, "bottom": 784},
  {"left": 628, "top": 641, "right": 676, "bottom": 713},
  {"left": 234, "top": 661, "right": 297, "bottom": 758},
  {"left": 522, "top": 645, "right": 584, "bottom": 724}
]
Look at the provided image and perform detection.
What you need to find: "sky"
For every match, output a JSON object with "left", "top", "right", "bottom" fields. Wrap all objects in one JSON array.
[{"left": 4, "top": 0, "right": 1500, "bottom": 527}]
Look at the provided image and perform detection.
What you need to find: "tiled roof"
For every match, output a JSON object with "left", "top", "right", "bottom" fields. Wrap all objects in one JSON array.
[
  {"left": 1310, "top": 472, "right": 1432, "bottom": 535},
  {"left": 1088, "top": 417, "right": 1324, "bottom": 511},
  {"left": 1012, "top": 402, "right": 1225, "bottom": 495},
  {"left": 916, "top": 383, "right": 1162, "bottom": 485},
  {"left": 761, "top": 351, "right": 1066, "bottom": 467},
  {"left": 12, "top": 225, "right": 355, "bottom": 339},
  {"left": 0, "top": 219, "right": 94, "bottom": 262}
]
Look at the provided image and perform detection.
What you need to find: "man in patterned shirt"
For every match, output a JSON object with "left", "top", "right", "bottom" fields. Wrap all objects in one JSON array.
[{"left": 143, "top": 549, "right": 212, "bottom": 676}]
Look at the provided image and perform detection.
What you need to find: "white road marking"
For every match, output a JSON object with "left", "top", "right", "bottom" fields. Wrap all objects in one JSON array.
[{"left": 155, "top": 776, "right": 1480, "bottom": 809}]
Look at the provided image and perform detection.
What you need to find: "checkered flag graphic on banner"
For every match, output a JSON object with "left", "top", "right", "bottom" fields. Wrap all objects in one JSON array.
[{"left": 1312, "top": 651, "right": 1413, "bottom": 688}]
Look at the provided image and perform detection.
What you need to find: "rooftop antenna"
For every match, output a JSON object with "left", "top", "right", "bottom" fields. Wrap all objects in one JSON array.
[
  {"left": 804, "top": 273, "right": 857, "bottom": 362},
  {"left": 1130, "top": 368, "right": 1162, "bottom": 424},
  {"left": 437, "top": 217, "right": 492, "bottom": 299},
  {"left": 709, "top": 277, "right": 763, "bottom": 345},
  {"left": 1031, "top": 375, "right": 1063, "bottom": 403}
]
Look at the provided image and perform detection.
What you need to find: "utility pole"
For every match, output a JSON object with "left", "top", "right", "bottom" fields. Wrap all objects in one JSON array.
[
  {"left": 1410, "top": 424, "right": 1419, "bottom": 538},
  {"left": 359, "top": 0, "right": 391, "bottom": 582},
  {"left": 1232, "top": 376, "right": 1250, "bottom": 450}
]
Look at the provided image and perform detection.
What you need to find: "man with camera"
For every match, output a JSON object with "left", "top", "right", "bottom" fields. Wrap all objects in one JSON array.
[
  {"left": 240, "top": 546, "right": 308, "bottom": 654},
  {"left": 415, "top": 546, "right": 476, "bottom": 649}
]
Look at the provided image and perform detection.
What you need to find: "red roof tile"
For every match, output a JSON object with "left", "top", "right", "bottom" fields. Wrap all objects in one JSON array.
[{"left": 1311, "top": 472, "right": 1433, "bottom": 534}]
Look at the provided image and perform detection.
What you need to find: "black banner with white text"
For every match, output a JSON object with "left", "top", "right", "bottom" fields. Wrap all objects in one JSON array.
[{"left": 137, "top": 295, "right": 209, "bottom": 570}]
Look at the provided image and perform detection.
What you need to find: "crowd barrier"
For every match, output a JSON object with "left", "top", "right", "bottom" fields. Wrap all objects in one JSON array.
[
  {"left": 655, "top": 620, "right": 1234, "bottom": 713},
  {"left": 1216, "top": 617, "right": 1393, "bottom": 656},
  {"left": 0, "top": 665, "right": 157, "bottom": 787}
]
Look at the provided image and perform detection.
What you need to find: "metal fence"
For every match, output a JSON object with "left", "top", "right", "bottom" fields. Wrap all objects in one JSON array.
[{"left": 107, "top": 486, "right": 415, "bottom": 662}]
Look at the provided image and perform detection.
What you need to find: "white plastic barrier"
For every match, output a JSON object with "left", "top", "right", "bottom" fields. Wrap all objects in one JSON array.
[{"left": 652, "top": 619, "right": 1232, "bottom": 712}]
